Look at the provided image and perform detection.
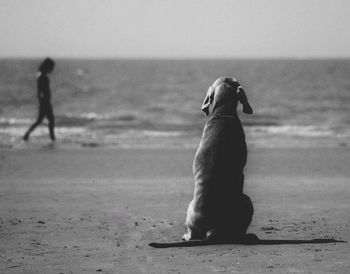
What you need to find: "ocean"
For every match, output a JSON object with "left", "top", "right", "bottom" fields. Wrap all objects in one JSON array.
[{"left": 0, "top": 58, "right": 349, "bottom": 149}]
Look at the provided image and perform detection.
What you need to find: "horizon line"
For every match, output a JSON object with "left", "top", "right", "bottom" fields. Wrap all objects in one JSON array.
[{"left": 1, "top": 55, "right": 350, "bottom": 61}]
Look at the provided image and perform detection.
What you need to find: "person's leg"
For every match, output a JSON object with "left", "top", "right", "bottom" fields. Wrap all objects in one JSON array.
[
  {"left": 23, "top": 109, "right": 44, "bottom": 141},
  {"left": 46, "top": 104, "right": 55, "bottom": 141}
]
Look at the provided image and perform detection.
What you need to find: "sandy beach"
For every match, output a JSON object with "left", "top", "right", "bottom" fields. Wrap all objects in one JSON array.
[{"left": 0, "top": 145, "right": 349, "bottom": 273}]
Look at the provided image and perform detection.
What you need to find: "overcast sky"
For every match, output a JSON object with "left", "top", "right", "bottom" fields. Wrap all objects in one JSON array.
[{"left": 1, "top": 0, "right": 349, "bottom": 58}]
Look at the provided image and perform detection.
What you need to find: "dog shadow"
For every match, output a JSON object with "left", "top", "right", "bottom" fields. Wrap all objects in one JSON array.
[
  {"left": 240, "top": 237, "right": 346, "bottom": 245},
  {"left": 148, "top": 235, "right": 346, "bottom": 248}
]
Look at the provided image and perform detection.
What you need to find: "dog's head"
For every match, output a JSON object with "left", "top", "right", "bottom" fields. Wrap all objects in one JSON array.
[{"left": 201, "top": 77, "right": 253, "bottom": 116}]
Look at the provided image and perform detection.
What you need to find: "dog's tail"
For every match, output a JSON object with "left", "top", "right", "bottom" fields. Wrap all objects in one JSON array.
[{"left": 149, "top": 233, "right": 259, "bottom": 248}]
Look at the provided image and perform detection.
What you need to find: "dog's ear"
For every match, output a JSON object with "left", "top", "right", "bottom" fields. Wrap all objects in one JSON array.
[
  {"left": 201, "top": 86, "right": 215, "bottom": 116},
  {"left": 237, "top": 86, "right": 253, "bottom": 114}
]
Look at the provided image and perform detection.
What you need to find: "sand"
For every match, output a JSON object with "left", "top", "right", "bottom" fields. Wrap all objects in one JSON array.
[{"left": 0, "top": 146, "right": 349, "bottom": 273}]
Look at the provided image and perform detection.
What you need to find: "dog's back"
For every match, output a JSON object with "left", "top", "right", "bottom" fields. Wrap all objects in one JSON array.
[{"left": 187, "top": 77, "right": 253, "bottom": 237}]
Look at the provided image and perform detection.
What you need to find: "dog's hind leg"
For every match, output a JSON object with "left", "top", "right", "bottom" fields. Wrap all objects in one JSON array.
[{"left": 182, "top": 227, "right": 206, "bottom": 241}]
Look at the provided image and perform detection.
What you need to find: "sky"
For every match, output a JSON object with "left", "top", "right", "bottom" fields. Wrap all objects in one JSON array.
[{"left": 0, "top": 0, "right": 350, "bottom": 58}]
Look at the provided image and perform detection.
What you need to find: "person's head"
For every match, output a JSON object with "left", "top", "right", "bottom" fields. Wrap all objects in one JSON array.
[{"left": 39, "top": 58, "right": 55, "bottom": 74}]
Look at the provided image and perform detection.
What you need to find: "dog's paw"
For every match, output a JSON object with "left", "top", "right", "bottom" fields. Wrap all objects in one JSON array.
[{"left": 182, "top": 232, "right": 192, "bottom": 241}]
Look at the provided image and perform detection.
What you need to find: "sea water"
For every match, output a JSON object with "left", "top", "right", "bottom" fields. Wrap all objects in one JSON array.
[{"left": 0, "top": 58, "right": 349, "bottom": 148}]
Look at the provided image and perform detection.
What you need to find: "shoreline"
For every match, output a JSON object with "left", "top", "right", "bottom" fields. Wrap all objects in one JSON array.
[{"left": 1, "top": 131, "right": 349, "bottom": 151}]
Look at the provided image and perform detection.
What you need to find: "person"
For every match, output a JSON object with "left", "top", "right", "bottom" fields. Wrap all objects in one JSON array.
[{"left": 23, "top": 58, "right": 56, "bottom": 141}]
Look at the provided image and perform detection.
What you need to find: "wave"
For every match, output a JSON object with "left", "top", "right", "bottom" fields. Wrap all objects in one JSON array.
[
  {"left": 0, "top": 114, "right": 349, "bottom": 149},
  {"left": 248, "top": 125, "right": 335, "bottom": 137},
  {"left": 0, "top": 117, "right": 32, "bottom": 126}
]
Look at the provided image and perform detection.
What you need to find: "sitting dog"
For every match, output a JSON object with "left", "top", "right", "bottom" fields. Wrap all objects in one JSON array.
[{"left": 150, "top": 77, "right": 256, "bottom": 248}]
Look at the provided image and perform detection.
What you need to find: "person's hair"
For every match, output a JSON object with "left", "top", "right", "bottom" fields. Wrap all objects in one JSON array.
[{"left": 39, "top": 58, "right": 55, "bottom": 73}]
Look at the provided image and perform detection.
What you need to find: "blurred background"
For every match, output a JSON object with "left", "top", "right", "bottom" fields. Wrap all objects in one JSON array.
[{"left": 0, "top": 0, "right": 349, "bottom": 148}]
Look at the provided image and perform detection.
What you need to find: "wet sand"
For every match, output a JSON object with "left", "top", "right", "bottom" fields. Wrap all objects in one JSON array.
[{"left": 0, "top": 146, "right": 349, "bottom": 273}]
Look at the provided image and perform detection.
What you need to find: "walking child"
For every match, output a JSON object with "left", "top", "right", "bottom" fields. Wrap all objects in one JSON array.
[{"left": 23, "top": 58, "right": 56, "bottom": 141}]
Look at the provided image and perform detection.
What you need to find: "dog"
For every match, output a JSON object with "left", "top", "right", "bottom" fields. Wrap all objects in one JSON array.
[{"left": 150, "top": 77, "right": 256, "bottom": 248}]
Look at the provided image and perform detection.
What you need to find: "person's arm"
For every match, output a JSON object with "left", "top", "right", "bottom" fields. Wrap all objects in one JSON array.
[
  {"left": 37, "top": 74, "right": 49, "bottom": 102},
  {"left": 37, "top": 75, "right": 43, "bottom": 101}
]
